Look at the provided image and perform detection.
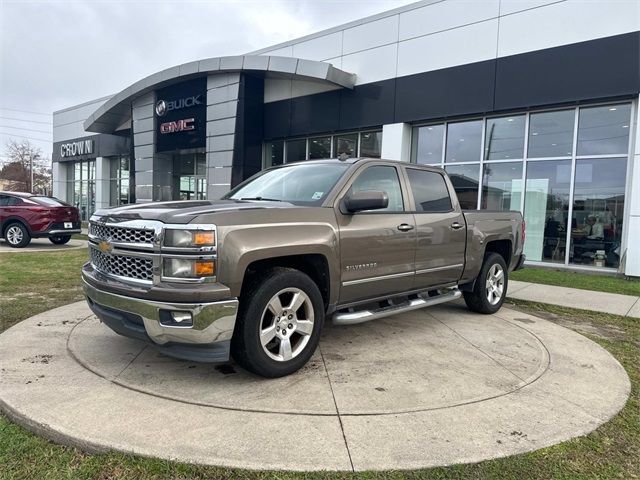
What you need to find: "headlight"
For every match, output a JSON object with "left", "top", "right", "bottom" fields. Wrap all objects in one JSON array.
[
  {"left": 164, "top": 229, "right": 215, "bottom": 248},
  {"left": 163, "top": 258, "right": 216, "bottom": 279}
]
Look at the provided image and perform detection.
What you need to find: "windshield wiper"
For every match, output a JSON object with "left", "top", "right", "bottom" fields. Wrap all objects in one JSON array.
[{"left": 239, "top": 196, "right": 283, "bottom": 202}]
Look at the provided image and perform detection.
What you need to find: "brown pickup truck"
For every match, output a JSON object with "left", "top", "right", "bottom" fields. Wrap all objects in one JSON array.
[{"left": 82, "top": 158, "right": 525, "bottom": 377}]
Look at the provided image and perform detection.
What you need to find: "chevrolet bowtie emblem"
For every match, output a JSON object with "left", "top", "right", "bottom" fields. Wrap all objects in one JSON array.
[{"left": 98, "top": 240, "right": 113, "bottom": 254}]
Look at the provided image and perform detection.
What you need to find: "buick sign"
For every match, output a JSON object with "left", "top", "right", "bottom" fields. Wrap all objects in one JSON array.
[{"left": 155, "top": 95, "right": 202, "bottom": 117}]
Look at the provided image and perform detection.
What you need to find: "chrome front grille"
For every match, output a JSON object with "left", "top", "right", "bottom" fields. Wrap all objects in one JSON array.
[
  {"left": 89, "top": 222, "right": 154, "bottom": 244},
  {"left": 90, "top": 247, "right": 153, "bottom": 282}
]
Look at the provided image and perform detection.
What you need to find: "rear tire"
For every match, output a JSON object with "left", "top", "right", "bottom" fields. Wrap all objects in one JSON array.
[
  {"left": 49, "top": 235, "right": 71, "bottom": 245},
  {"left": 463, "top": 252, "right": 508, "bottom": 314},
  {"left": 231, "top": 267, "right": 324, "bottom": 378},
  {"left": 4, "top": 222, "right": 30, "bottom": 248}
]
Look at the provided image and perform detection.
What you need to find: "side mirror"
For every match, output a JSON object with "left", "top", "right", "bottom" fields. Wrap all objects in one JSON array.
[{"left": 343, "top": 190, "right": 389, "bottom": 213}]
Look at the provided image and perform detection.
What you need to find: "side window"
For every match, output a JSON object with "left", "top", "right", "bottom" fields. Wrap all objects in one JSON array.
[
  {"left": 349, "top": 166, "right": 404, "bottom": 212},
  {"left": 406, "top": 168, "right": 452, "bottom": 213},
  {"left": 0, "top": 195, "right": 19, "bottom": 206}
]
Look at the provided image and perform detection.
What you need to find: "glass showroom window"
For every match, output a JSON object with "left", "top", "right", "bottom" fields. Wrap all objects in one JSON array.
[
  {"left": 445, "top": 164, "right": 480, "bottom": 210},
  {"left": 109, "top": 156, "right": 131, "bottom": 207},
  {"left": 445, "top": 120, "right": 482, "bottom": 163},
  {"left": 484, "top": 116, "right": 525, "bottom": 160},
  {"left": 360, "top": 131, "right": 383, "bottom": 158},
  {"left": 69, "top": 160, "right": 95, "bottom": 221},
  {"left": 411, "top": 101, "right": 633, "bottom": 270},
  {"left": 308, "top": 136, "right": 331, "bottom": 159},
  {"left": 333, "top": 133, "right": 358, "bottom": 158},
  {"left": 412, "top": 124, "right": 444, "bottom": 165},
  {"left": 286, "top": 139, "right": 307, "bottom": 163},
  {"left": 265, "top": 141, "right": 284, "bottom": 167},
  {"left": 481, "top": 162, "right": 523, "bottom": 211}
]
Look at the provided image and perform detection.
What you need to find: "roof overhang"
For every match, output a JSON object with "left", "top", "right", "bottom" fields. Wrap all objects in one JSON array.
[{"left": 84, "top": 55, "right": 356, "bottom": 134}]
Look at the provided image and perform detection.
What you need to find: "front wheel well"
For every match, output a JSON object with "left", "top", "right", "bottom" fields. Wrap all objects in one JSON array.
[{"left": 241, "top": 254, "right": 331, "bottom": 309}]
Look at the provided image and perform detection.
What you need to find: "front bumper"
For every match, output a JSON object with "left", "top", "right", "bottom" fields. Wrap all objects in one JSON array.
[
  {"left": 82, "top": 279, "right": 238, "bottom": 363},
  {"left": 514, "top": 253, "right": 526, "bottom": 271}
]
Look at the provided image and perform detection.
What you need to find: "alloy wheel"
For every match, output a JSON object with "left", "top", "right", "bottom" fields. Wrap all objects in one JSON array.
[
  {"left": 485, "top": 264, "right": 505, "bottom": 305},
  {"left": 259, "top": 288, "right": 315, "bottom": 362},
  {"left": 6, "top": 226, "right": 23, "bottom": 245}
]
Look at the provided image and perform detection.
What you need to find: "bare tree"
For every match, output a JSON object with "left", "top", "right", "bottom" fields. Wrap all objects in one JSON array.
[{"left": 0, "top": 139, "right": 52, "bottom": 194}]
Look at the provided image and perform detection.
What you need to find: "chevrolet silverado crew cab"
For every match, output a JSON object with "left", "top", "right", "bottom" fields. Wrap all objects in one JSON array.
[{"left": 82, "top": 158, "right": 525, "bottom": 378}]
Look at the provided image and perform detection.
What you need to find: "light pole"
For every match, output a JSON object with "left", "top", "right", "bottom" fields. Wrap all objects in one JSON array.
[{"left": 30, "top": 153, "right": 39, "bottom": 193}]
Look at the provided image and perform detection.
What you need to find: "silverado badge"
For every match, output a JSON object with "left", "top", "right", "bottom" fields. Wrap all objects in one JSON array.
[{"left": 98, "top": 240, "right": 113, "bottom": 254}]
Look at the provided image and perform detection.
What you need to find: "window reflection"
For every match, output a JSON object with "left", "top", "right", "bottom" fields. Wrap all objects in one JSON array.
[
  {"left": 308, "top": 136, "right": 331, "bottom": 159},
  {"left": 569, "top": 158, "right": 627, "bottom": 268},
  {"left": 481, "top": 162, "right": 523, "bottom": 211},
  {"left": 412, "top": 124, "right": 444, "bottom": 164},
  {"left": 528, "top": 110, "right": 574, "bottom": 158},
  {"left": 266, "top": 141, "right": 284, "bottom": 166},
  {"left": 577, "top": 104, "right": 631, "bottom": 156},
  {"left": 523, "top": 160, "right": 571, "bottom": 263},
  {"left": 445, "top": 120, "right": 482, "bottom": 163},
  {"left": 333, "top": 134, "right": 358, "bottom": 158},
  {"left": 445, "top": 164, "right": 480, "bottom": 209},
  {"left": 286, "top": 139, "right": 307, "bottom": 162},
  {"left": 360, "top": 131, "right": 383, "bottom": 158},
  {"left": 484, "top": 116, "right": 525, "bottom": 160}
]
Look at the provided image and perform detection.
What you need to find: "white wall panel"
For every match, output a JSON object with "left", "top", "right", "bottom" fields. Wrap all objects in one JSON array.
[
  {"left": 397, "top": 19, "right": 498, "bottom": 77},
  {"left": 499, "top": 0, "right": 565, "bottom": 16},
  {"left": 342, "top": 43, "right": 398, "bottom": 85},
  {"left": 53, "top": 122, "right": 99, "bottom": 142},
  {"left": 343, "top": 15, "right": 399, "bottom": 55},
  {"left": 292, "top": 32, "right": 342, "bottom": 61},
  {"left": 498, "top": 0, "right": 640, "bottom": 57},
  {"left": 399, "top": 0, "right": 499, "bottom": 41}
]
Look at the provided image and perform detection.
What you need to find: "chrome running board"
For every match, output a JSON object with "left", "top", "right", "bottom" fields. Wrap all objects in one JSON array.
[{"left": 332, "top": 288, "right": 462, "bottom": 326}]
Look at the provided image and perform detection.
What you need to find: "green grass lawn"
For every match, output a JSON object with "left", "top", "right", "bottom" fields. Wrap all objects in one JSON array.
[
  {"left": 511, "top": 267, "right": 640, "bottom": 296},
  {"left": 0, "top": 251, "right": 638, "bottom": 479}
]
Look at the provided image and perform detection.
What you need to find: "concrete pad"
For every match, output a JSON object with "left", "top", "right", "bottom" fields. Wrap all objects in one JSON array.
[
  {"left": 0, "top": 238, "right": 86, "bottom": 253},
  {"left": 507, "top": 281, "right": 638, "bottom": 316},
  {"left": 0, "top": 301, "right": 630, "bottom": 472},
  {"left": 507, "top": 280, "right": 533, "bottom": 294},
  {"left": 625, "top": 298, "right": 640, "bottom": 319}
]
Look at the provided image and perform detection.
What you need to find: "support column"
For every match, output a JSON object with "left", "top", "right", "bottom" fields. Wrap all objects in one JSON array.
[
  {"left": 381, "top": 123, "right": 412, "bottom": 162},
  {"left": 94, "top": 157, "right": 110, "bottom": 210},
  {"left": 52, "top": 161, "right": 67, "bottom": 200},
  {"left": 132, "top": 92, "right": 157, "bottom": 203},
  {"left": 624, "top": 97, "right": 640, "bottom": 277},
  {"left": 205, "top": 73, "right": 240, "bottom": 200}
]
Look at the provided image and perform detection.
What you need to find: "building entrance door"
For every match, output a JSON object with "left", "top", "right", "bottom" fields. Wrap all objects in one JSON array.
[{"left": 173, "top": 153, "right": 207, "bottom": 200}]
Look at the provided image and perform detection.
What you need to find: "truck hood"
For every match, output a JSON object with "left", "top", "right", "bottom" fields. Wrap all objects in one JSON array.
[{"left": 92, "top": 199, "right": 297, "bottom": 224}]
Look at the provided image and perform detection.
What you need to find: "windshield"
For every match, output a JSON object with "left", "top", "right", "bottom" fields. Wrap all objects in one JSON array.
[{"left": 225, "top": 163, "right": 349, "bottom": 205}]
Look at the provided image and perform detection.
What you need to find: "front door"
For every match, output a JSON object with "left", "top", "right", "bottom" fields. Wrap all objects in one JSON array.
[
  {"left": 336, "top": 164, "right": 416, "bottom": 305},
  {"left": 403, "top": 167, "right": 466, "bottom": 289}
]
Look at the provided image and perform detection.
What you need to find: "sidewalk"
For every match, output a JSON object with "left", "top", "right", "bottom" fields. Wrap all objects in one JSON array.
[{"left": 507, "top": 280, "right": 640, "bottom": 319}]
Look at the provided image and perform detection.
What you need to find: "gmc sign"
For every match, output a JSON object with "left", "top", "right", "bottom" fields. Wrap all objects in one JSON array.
[{"left": 159, "top": 118, "right": 195, "bottom": 134}]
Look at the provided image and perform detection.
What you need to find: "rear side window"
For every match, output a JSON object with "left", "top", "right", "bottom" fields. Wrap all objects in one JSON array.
[
  {"left": 406, "top": 168, "right": 452, "bottom": 212},
  {"left": 0, "top": 195, "right": 21, "bottom": 206},
  {"left": 349, "top": 165, "right": 404, "bottom": 212}
]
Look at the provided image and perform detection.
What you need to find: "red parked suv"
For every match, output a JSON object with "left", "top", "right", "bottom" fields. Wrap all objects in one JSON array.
[{"left": 0, "top": 191, "right": 81, "bottom": 248}]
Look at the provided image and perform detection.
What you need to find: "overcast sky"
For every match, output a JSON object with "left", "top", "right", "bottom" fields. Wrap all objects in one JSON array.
[{"left": 0, "top": 0, "right": 416, "bottom": 163}]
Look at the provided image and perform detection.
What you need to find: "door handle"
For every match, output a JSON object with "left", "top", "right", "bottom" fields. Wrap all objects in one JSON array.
[
  {"left": 451, "top": 222, "right": 464, "bottom": 230},
  {"left": 397, "top": 223, "right": 415, "bottom": 232}
]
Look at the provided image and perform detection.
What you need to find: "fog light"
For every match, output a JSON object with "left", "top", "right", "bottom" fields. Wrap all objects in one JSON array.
[{"left": 160, "top": 310, "right": 193, "bottom": 327}]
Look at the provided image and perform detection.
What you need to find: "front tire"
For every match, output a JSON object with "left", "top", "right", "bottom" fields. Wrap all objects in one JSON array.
[
  {"left": 49, "top": 235, "right": 71, "bottom": 245},
  {"left": 463, "top": 252, "right": 508, "bottom": 314},
  {"left": 231, "top": 267, "right": 324, "bottom": 378},
  {"left": 4, "top": 223, "right": 31, "bottom": 248}
]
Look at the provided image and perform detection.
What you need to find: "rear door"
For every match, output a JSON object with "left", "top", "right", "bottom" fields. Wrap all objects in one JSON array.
[
  {"left": 402, "top": 167, "right": 466, "bottom": 289},
  {"left": 335, "top": 164, "right": 416, "bottom": 304}
]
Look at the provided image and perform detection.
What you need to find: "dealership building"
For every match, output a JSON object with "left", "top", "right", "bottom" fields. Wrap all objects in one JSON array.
[{"left": 52, "top": 0, "right": 640, "bottom": 276}]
